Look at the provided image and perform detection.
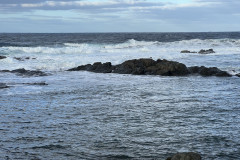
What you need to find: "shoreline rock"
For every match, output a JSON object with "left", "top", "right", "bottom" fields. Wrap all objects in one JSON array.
[
  {"left": 166, "top": 152, "right": 201, "bottom": 160},
  {"left": 68, "top": 58, "right": 231, "bottom": 77}
]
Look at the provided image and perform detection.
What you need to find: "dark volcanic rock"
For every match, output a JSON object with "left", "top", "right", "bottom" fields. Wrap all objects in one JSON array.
[
  {"left": 68, "top": 58, "right": 232, "bottom": 77},
  {"left": 69, "top": 58, "right": 190, "bottom": 76},
  {"left": 113, "top": 58, "right": 157, "bottom": 75},
  {"left": 145, "top": 59, "right": 190, "bottom": 76},
  {"left": 198, "top": 49, "right": 215, "bottom": 54},
  {"left": 0, "top": 83, "right": 9, "bottom": 89},
  {"left": 166, "top": 152, "right": 201, "bottom": 160},
  {"left": 0, "top": 56, "right": 7, "bottom": 60},
  {"left": 189, "top": 66, "right": 231, "bottom": 77},
  {"left": 236, "top": 73, "right": 240, "bottom": 77},
  {"left": 0, "top": 68, "right": 48, "bottom": 77}
]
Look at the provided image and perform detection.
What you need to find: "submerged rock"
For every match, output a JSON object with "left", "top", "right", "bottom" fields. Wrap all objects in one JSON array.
[
  {"left": 198, "top": 49, "right": 215, "bottom": 54},
  {"left": 0, "top": 56, "right": 7, "bottom": 60},
  {"left": 68, "top": 58, "right": 231, "bottom": 77},
  {"left": 0, "top": 68, "right": 48, "bottom": 77},
  {"left": 0, "top": 83, "right": 9, "bottom": 89},
  {"left": 166, "top": 152, "right": 201, "bottom": 160},
  {"left": 14, "top": 57, "right": 36, "bottom": 61}
]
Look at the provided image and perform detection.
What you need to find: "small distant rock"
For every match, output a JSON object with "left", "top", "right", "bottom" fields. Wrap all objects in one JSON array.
[
  {"left": 24, "top": 82, "right": 48, "bottom": 86},
  {"left": 0, "top": 56, "right": 7, "bottom": 60},
  {"left": 181, "top": 50, "right": 197, "bottom": 53},
  {"left": 198, "top": 49, "right": 215, "bottom": 54},
  {"left": 166, "top": 152, "right": 201, "bottom": 160}
]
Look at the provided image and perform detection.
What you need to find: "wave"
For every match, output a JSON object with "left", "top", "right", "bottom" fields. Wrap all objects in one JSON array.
[
  {"left": 0, "top": 38, "right": 240, "bottom": 72},
  {"left": 1, "top": 38, "right": 240, "bottom": 55}
]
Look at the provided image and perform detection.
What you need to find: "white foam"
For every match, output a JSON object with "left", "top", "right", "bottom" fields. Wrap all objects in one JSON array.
[{"left": 0, "top": 38, "right": 239, "bottom": 71}]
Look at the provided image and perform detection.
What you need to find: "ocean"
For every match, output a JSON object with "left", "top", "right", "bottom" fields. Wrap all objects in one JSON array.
[{"left": 0, "top": 32, "right": 240, "bottom": 159}]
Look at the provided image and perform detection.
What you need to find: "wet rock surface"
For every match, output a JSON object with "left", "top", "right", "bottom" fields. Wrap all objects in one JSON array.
[
  {"left": 166, "top": 152, "right": 201, "bottom": 160},
  {"left": 113, "top": 59, "right": 190, "bottom": 76},
  {"left": 68, "top": 58, "right": 231, "bottom": 77},
  {"left": 0, "top": 68, "right": 48, "bottom": 77},
  {"left": 188, "top": 66, "right": 232, "bottom": 77}
]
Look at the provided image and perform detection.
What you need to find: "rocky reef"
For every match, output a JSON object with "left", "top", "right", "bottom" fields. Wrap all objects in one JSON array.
[{"left": 68, "top": 58, "right": 232, "bottom": 77}]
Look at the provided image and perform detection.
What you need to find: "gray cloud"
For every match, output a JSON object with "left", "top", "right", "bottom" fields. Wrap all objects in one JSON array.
[{"left": 0, "top": 0, "right": 239, "bottom": 32}]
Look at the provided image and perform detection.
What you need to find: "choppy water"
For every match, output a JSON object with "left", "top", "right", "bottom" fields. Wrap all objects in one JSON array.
[{"left": 0, "top": 33, "right": 240, "bottom": 159}]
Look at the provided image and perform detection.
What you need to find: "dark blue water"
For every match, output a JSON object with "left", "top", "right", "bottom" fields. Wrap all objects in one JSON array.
[{"left": 1, "top": 32, "right": 240, "bottom": 47}]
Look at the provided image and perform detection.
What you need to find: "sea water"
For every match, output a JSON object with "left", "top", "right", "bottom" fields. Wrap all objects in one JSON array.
[{"left": 0, "top": 33, "right": 240, "bottom": 159}]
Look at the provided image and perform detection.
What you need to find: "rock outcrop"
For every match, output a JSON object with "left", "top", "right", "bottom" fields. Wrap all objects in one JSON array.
[
  {"left": 68, "top": 58, "right": 231, "bottom": 77},
  {"left": 69, "top": 58, "right": 190, "bottom": 76},
  {"left": 166, "top": 152, "right": 201, "bottom": 160},
  {"left": 0, "top": 56, "right": 7, "bottom": 60},
  {"left": 0, "top": 68, "right": 48, "bottom": 77},
  {"left": 113, "top": 59, "right": 190, "bottom": 76},
  {"left": 236, "top": 73, "right": 240, "bottom": 77}
]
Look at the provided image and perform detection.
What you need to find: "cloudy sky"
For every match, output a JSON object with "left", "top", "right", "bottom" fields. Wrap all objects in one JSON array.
[{"left": 0, "top": 0, "right": 239, "bottom": 32}]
